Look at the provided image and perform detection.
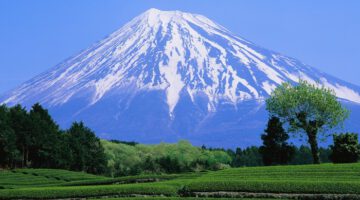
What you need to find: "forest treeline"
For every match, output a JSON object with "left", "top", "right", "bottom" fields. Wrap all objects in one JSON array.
[
  {"left": 0, "top": 103, "right": 232, "bottom": 175},
  {"left": 0, "top": 103, "right": 351, "bottom": 177},
  {"left": 0, "top": 104, "right": 107, "bottom": 174}
]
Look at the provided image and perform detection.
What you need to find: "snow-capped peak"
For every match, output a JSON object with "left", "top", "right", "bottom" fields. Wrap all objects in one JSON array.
[{"left": 2, "top": 8, "right": 360, "bottom": 117}]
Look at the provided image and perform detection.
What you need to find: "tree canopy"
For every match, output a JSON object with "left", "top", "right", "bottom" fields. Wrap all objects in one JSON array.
[{"left": 266, "top": 80, "right": 349, "bottom": 164}]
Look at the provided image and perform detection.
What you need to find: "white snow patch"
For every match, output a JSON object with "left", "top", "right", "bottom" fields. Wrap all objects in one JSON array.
[
  {"left": 262, "top": 81, "right": 277, "bottom": 95},
  {"left": 320, "top": 78, "right": 360, "bottom": 104}
]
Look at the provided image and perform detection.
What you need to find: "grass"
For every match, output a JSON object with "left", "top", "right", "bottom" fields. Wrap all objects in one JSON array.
[
  {"left": 186, "top": 180, "right": 360, "bottom": 194},
  {"left": 0, "top": 184, "right": 177, "bottom": 199},
  {"left": 184, "top": 163, "right": 360, "bottom": 194},
  {"left": 60, "top": 173, "right": 182, "bottom": 186},
  {"left": 0, "top": 163, "right": 360, "bottom": 199},
  {"left": 14, "top": 168, "right": 109, "bottom": 181},
  {"left": 0, "top": 168, "right": 108, "bottom": 189},
  {"left": 93, "top": 198, "right": 283, "bottom": 200}
]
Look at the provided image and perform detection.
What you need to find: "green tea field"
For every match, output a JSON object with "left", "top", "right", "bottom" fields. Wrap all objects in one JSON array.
[{"left": 1, "top": 163, "right": 360, "bottom": 200}]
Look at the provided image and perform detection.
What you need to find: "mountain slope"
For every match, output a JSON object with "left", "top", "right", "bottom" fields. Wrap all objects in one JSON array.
[{"left": 2, "top": 8, "right": 360, "bottom": 147}]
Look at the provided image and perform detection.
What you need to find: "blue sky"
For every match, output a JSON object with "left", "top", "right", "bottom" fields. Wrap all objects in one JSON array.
[{"left": 1, "top": 0, "right": 359, "bottom": 94}]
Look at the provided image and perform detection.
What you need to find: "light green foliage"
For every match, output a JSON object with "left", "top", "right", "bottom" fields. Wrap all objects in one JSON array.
[
  {"left": 102, "top": 140, "right": 232, "bottom": 176},
  {"left": 266, "top": 80, "right": 349, "bottom": 164},
  {"left": 266, "top": 81, "right": 348, "bottom": 132}
]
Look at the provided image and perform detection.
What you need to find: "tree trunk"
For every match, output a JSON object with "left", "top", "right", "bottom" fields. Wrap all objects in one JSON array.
[
  {"left": 307, "top": 131, "right": 320, "bottom": 164},
  {"left": 26, "top": 148, "right": 29, "bottom": 167},
  {"left": 22, "top": 145, "right": 25, "bottom": 168}
]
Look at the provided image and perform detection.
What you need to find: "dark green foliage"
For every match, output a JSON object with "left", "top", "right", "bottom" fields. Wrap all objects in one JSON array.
[
  {"left": 0, "top": 103, "right": 106, "bottom": 175},
  {"left": 259, "top": 117, "right": 295, "bottom": 165},
  {"left": 0, "top": 105, "right": 19, "bottom": 168},
  {"left": 319, "top": 147, "right": 332, "bottom": 163},
  {"left": 230, "top": 146, "right": 263, "bottom": 167},
  {"left": 8, "top": 105, "right": 33, "bottom": 167},
  {"left": 227, "top": 145, "right": 332, "bottom": 167},
  {"left": 28, "top": 103, "right": 61, "bottom": 168},
  {"left": 290, "top": 145, "right": 313, "bottom": 165},
  {"left": 0, "top": 129, "right": 18, "bottom": 168},
  {"left": 330, "top": 133, "right": 360, "bottom": 163},
  {"left": 65, "top": 122, "right": 107, "bottom": 174},
  {"left": 157, "top": 156, "right": 183, "bottom": 173},
  {"left": 287, "top": 146, "right": 332, "bottom": 165},
  {"left": 109, "top": 140, "right": 138, "bottom": 146}
]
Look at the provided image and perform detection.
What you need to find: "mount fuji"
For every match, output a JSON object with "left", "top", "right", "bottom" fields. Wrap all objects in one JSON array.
[{"left": 2, "top": 8, "right": 360, "bottom": 147}]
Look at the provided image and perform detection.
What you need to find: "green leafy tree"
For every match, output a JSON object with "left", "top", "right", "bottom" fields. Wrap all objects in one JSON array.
[
  {"left": 102, "top": 140, "right": 231, "bottom": 176},
  {"left": 266, "top": 81, "right": 349, "bottom": 164},
  {"left": 330, "top": 133, "right": 360, "bottom": 163},
  {"left": 259, "top": 116, "right": 295, "bottom": 165}
]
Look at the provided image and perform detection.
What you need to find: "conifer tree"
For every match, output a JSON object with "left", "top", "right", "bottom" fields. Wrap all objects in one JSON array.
[{"left": 259, "top": 116, "right": 295, "bottom": 165}]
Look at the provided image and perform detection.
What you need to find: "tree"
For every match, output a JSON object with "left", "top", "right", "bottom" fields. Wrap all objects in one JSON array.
[
  {"left": 55, "top": 131, "right": 74, "bottom": 169},
  {"left": 266, "top": 80, "right": 349, "bottom": 164},
  {"left": 0, "top": 105, "right": 19, "bottom": 168},
  {"left": 157, "top": 156, "right": 182, "bottom": 173},
  {"left": 319, "top": 147, "right": 332, "bottom": 163},
  {"left": 290, "top": 145, "right": 313, "bottom": 165},
  {"left": 231, "top": 146, "right": 263, "bottom": 167},
  {"left": 29, "top": 103, "right": 62, "bottom": 168},
  {"left": 259, "top": 117, "right": 295, "bottom": 165},
  {"left": 8, "top": 105, "right": 33, "bottom": 167},
  {"left": 330, "top": 133, "right": 360, "bottom": 163},
  {"left": 66, "top": 122, "right": 107, "bottom": 174}
]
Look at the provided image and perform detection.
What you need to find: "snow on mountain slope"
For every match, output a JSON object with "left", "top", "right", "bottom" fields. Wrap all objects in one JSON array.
[{"left": 1, "top": 8, "right": 360, "bottom": 147}]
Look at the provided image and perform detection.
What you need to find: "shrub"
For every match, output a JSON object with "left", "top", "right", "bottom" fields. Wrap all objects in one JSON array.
[{"left": 330, "top": 133, "right": 360, "bottom": 163}]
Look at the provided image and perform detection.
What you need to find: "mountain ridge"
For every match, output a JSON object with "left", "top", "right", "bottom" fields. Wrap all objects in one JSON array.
[{"left": 2, "top": 8, "right": 360, "bottom": 147}]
